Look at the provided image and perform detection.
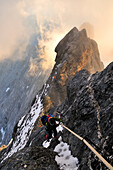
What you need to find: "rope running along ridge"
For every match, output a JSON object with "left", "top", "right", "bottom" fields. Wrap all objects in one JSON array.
[
  {"left": 60, "top": 123, "right": 113, "bottom": 170},
  {"left": 57, "top": 112, "right": 113, "bottom": 169}
]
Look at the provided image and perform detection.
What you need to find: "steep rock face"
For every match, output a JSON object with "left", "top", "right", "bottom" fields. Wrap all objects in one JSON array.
[
  {"left": 57, "top": 62, "right": 113, "bottom": 169},
  {"left": 0, "top": 146, "right": 59, "bottom": 170},
  {"left": 41, "top": 27, "right": 104, "bottom": 114},
  {"left": 14, "top": 62, "right": 113, "bottom": 170},
  {"left": 0, "top": 34, "right": 51, "bottom": 146}
]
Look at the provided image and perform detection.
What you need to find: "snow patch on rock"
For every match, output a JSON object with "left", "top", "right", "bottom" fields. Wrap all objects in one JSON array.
[
  {"left": 54, "top": 137, "right": 79, "bottom": 170},
  {"left": 56, "top": 124, "right": 63, "bottom": 133},
  {"left": 42, "top": 139, "right": 52, "bottom": 148}
]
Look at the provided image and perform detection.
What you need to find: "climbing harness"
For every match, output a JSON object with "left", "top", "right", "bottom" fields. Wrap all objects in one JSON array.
[{"left": 57, "top": 112, "right": 113, "bottom": 170}]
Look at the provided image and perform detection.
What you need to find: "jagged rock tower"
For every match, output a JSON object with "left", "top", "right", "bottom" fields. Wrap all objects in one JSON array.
[{"left": 41, "top": 27, "right": 104, "bottom": 113}]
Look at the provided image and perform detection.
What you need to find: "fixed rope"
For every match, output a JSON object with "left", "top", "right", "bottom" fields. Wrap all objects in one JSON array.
[{"left": 60, "top": 123, "right": 113, "bottom": 170}]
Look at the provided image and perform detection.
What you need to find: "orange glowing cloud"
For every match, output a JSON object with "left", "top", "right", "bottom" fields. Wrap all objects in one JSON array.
[{"left": 0, "top": 0, "right": 113, "bottom": 68}]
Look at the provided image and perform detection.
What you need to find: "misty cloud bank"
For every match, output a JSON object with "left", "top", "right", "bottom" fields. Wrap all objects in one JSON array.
[{"left": 0, "top": 0, "right": 113, "bottom": 67}]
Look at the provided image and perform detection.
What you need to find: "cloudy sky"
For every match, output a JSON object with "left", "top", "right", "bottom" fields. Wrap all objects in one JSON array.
[{"left": 0, "top": 0, "right": 113, "bottom": 67}]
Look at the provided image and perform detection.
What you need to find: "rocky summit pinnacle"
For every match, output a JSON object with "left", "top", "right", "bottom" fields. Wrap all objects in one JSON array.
[
  {"left": 55, "top": 27, "right": 104, "bottom": 73},
  {"left": 40, "top": 27, "right": 104, "bottom": 112}
]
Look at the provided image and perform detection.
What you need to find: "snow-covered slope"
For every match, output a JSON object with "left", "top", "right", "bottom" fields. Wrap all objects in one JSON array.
[{"left": 2, "top": 94, "right": 42, "bottom": 161}]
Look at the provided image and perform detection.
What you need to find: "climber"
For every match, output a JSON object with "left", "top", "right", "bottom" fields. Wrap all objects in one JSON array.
[
  {"left": 41, "top": 114, "right": 61, "bottom": 142},
  {"left": 52, "top": 76, "right": 57, "bottom": 82}
]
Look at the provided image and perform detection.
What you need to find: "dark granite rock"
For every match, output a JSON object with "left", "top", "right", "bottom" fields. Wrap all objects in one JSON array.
[
  {"left": 22, "top": 63, "right": 112, "bottom": 169},
  {"left": 58, "top": 62, "right": 113, "bottom": 169},
  {"left": 0, "top": 146, "right": 60, "bottom": 170},
  {"left": 40, "top": 27, "right": 104, "bottom": 115},
  {"left": 25, "top": 63, "right": 113, "bottom": 170},
  {"left": 26, "top": 126, "right": 46, "bottom": 147}
]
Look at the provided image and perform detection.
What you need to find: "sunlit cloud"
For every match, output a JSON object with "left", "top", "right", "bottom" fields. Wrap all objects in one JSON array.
[
  {"left": 0, "top": 0, "right": 113, "bottom": 68},
  {"left": 0, "top": 1, "right": 29, "bottom": 60}
]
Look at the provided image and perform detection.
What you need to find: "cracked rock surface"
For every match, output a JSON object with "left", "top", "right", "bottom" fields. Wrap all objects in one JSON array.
[
  {"left": 0, "top": 146, "right": 59, "bottom": 170},
  {"left": 57, "top": 62, "right": 113, "bottom": 169}
]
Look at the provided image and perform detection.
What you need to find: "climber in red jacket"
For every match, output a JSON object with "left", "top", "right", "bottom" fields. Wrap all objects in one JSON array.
[{"left": 41, "top": 115, "right": 61, "bottom": 141}]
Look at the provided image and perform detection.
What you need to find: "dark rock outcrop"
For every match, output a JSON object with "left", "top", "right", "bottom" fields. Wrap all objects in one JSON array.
[
  {"left": 57, "top": 62, "right": 113, "bottom": 169},
  {"left": 24, "top": 62, "right": 112, "bottom": 170},
  {"left": 41, "top": 27, "right": 104, "bottom": 114},
  {"left": 26, "top": 126, "right": 46, "bottom": 147},
  {"left": 0, "top": 146, "right": 59, "bottom": 170}
]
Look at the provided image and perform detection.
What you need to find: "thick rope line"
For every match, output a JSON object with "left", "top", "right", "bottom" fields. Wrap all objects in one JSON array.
[{"left": 61, "top": 123, "right": 113, "bottom": 170}]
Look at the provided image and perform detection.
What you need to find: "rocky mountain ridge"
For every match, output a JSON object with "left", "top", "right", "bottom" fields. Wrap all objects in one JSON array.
[
  {"left": 59, "top": 63, "right": 113, "bottom": 169},
  {"left": 0, "top": 146, "right": 59, "bottom": 170},
  {"left": 0, "top": 27, "right": 112, "bottom": 170},
  {"left": 40, "top": 27, "right": 104, "bottom": 114}
]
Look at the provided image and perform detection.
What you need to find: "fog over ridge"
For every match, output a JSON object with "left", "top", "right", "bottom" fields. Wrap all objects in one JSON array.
[{"left": 0, "top": 0, "right": 113, "bottom": 67}]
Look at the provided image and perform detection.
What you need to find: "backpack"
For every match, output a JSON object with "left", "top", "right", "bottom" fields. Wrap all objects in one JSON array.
[
  {"left": 47, "top": 114, "right": 54, "bottom": 118},
  {"left": 41, "top": 115, "right": 48, "bottom": 125}
]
